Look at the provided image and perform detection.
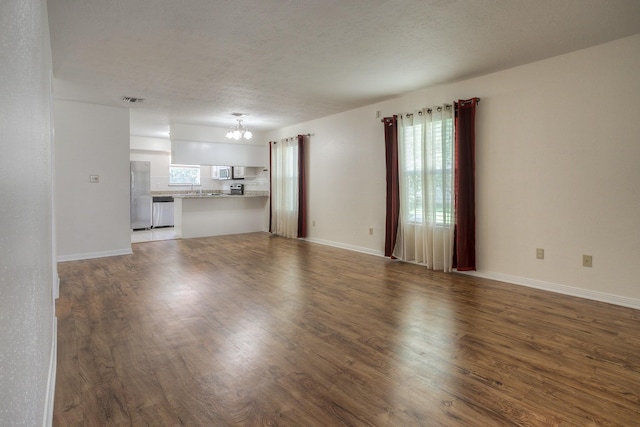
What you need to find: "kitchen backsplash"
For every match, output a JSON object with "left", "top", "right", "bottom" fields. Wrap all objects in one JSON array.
[{"left": 150, "top": 170, "right": 268, "bottom": 193}]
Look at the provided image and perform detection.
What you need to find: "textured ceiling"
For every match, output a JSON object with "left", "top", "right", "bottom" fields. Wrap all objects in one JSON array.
[{"left": 47, "top": 0, "right": 640, "bottom": 137}]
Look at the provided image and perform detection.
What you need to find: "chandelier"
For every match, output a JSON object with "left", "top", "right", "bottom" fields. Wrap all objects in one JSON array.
[{"left": 226, "top": 114, "right": 253, "bottom": 140}]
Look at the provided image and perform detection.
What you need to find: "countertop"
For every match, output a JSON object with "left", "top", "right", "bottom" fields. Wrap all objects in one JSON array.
[{"left": 171, "top": 191, "right": 269, "bottom": 199}]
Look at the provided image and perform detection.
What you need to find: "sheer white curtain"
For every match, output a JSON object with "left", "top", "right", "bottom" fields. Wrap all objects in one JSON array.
[
  {"left": 394, "top": 105, "right": 455, "bottom": 271},
  {"left": 271, "top": 138, "right": 299, "bottom": 238}
]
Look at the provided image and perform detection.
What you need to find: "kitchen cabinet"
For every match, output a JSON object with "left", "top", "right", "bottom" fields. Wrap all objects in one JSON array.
[
  {"left": 232, "top": 166, "right": 245, "bottom": 179},
  {"left": 172, "top": 139, "right": 267, "bottom": 167}
]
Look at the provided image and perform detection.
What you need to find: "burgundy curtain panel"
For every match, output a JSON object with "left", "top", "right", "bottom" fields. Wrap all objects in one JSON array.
[
  {"left": 454, "top": 98, "right": 478, "bottom": 271},
  {"left": 297, "top": 135, "right": 307, "bottom": 238},
  {"left": 268, "top": 141, "right": 274, "bottom": 233},
  {"left": 383, "top": 116, "right": 399, "bottom": 257}
]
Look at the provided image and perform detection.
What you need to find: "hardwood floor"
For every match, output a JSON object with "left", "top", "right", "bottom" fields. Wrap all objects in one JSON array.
[{"left": 54, "top": 232, "right": 640, "bottom": 426}]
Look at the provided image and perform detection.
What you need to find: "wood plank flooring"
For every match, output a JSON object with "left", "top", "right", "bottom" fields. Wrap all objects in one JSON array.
[{"left": 54, "top": 232, "right": 640, "bottom": 426}]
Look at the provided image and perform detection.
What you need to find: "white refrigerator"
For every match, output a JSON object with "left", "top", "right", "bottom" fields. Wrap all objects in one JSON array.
[{"left": 130, "top": 161, "right": 152, "bottom": 229}]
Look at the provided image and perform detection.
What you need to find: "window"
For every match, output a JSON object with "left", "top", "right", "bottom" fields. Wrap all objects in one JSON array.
[
  {"left": 426, "top": 116, "right": 454, "bottom": 225},
  {"left": 169, "top": 165, "right": 200, "bottom": 185},
  {"left": 283, "top": 144, "right": 298, "bottom": 211},
  {"left": 401, "top": 108, "right": 454, "bottom": 226},
  {"left": 404, "top": 123, "right": 424, "bottom": 223},
  {"left": 394, "top": 105, "right": 456, "bottom": 269},
  {"left": 271, "top": 138, "right": 301, "bottom": 238}
]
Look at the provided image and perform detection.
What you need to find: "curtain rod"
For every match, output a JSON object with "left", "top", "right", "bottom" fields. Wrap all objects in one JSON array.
[
  {"left": 457, "top": 97, "right": 480, "bottom": 106},
  {"left": 272, "top": 133, "right": 313, "bottom": 144},
  {"left": 380, "top": 98, "right": 480, "bottom": 122}
]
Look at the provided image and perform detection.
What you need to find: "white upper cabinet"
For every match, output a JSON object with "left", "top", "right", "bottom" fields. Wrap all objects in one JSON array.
[{"left": 171, "top": 139, "right": 267, "bottom": 167}]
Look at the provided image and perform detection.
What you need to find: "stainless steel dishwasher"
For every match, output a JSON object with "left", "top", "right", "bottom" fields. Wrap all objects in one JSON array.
[{"left": 152, "top": 196, "right": 174, "bottom": 228}]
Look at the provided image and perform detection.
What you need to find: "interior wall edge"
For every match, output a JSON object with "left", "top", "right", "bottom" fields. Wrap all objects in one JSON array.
[
  {"left": 43, "top": 316, "right": 57, "bottom": 427},
  {"left": 53, "top": 274, "right": 59, "bottom": 300}
]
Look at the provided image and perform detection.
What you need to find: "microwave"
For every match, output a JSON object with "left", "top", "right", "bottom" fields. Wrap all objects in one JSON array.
[{"left": 218, "top": 166, "right": 231, "bottom": 180}]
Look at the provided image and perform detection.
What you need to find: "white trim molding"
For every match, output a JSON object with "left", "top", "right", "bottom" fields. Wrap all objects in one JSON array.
[
  {"left": 304, "top": 237, "right": 384, "bottom": 258},
  {"left": 56, "top": 248, "right": 133, "bottom": 262},
  {"left": 461, "top": 270, "right": 640, "bottom": 310},
  {"left": 43, "top": 316, "right": 57, "bottom": 427},
  {"left": 53, "top": 275, "right": 59, "bottom": 300}
]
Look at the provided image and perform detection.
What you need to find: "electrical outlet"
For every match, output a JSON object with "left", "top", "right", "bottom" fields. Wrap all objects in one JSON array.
[
  {"left": 369, "top": 228, "right": 374, "bottom": 235},
  {"left": 536, "top": 248, "right": 544, "bottom": 260},
  {"left": 583, "top": 255, "right": 593, "bottom": 268}
]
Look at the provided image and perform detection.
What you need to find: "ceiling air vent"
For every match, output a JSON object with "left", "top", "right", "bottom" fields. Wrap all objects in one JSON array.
[{"left": 122, "top": 96, "right": 145, "bottom": 103}]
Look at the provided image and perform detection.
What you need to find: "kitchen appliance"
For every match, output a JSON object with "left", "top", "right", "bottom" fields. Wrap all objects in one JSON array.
[
  {"left": 152, "top": 196, "right": 174, "bottom": 228},
  {"left": 230, "top": 183, "right": 244, "bottom": 195},
  {"left": 130, "top": 161, "right": 152, "bottom": 229},
  {"left": 218, "top": 166, "right": 231, "bottom": 180},
  {"left": 232, "top": 166, "right": 245, "bottom": 179}
]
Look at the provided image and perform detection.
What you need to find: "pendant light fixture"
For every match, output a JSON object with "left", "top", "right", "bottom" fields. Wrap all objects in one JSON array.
[{"left": 226, "top": 113, "right": 253, "bottom": 140}]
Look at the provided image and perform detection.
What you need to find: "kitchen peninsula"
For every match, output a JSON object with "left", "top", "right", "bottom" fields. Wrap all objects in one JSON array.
[{"left": 174, "top": 191, "right": 269, "bottom": 239}]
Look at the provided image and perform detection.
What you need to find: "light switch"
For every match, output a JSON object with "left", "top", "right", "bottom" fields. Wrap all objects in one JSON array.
[{"left": 90, "top": 175, "right": 99, "bottom": 183}]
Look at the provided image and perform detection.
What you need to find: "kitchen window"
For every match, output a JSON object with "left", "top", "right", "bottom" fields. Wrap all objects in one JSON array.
[{"left": 169, "top": 165, "right": 200, "bottom": 185}]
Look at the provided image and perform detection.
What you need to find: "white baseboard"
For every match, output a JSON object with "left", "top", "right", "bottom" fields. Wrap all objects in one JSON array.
[
  {"left": 300, "top": 236, "right": 640, "bottom": 310},
  {"left": 56, "top": 247, "right": 133, "bottom": 262},
  {"left": 304, "top": 236, "right": 384, "bottom": 257},
  {"left": 53, "top": 275, "right": 59, "bottom": 300},
  {"left": 461, "top": 270, "right": 640, "bottom": 310},
  {"left": 43, "top": 316, "right": 57, "bottom": 427}
]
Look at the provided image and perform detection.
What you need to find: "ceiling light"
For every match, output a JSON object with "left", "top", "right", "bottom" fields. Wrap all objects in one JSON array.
[{"left": 226, "top": 113, "right": 252, "bottom": 140}]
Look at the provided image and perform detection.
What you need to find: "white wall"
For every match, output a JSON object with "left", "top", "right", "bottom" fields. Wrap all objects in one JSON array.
[
  {"left": 266, "top": 109, "right": 387, "bottom": 253},
  {"left": 55, "top": 100, "right": 132, "bottom": 260},
  {"left": 266, "top": 34, "right": 640, "bottom": 306},
  {"left": 0, "top": 0, "right": 56, "bottom": 425}
]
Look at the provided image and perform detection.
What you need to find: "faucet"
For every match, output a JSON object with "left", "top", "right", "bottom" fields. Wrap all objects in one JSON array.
[{"left": 189, "top": 183, "right": 202, "bottom": 196}]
